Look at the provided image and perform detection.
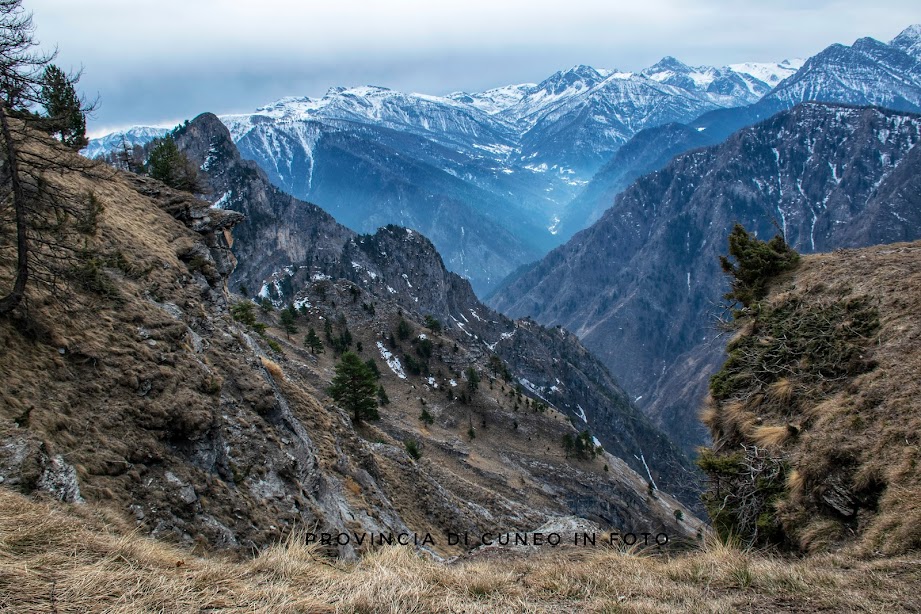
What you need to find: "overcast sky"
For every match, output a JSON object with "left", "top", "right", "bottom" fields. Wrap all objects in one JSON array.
[{"left": 25, "top": 0, "right": 921, "bottom": 136}]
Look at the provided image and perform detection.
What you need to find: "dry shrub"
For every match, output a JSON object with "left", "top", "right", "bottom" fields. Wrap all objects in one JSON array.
[
  {"left": 751, "top": 425, "right": 794, "bottom": 449},
  {"left": 766, "top": 378, "right": 795, "bottom": 405},
  {"left": 261, "top": 356, "right": 284, "bottom": 381}
]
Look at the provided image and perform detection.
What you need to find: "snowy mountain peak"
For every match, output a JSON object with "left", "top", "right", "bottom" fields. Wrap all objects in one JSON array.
[
  {"left": 851, "top": 36, "right": 891, "bottom": 52},
  {"left": 641, "top": 57, "right": 770, "bottom": 104},
  {"left": 447, "top": 83, "right": 534, "bottom": 115},
  {"left": 646, "top": 56, "right": 691, "bottom": 73},
  {"left": 890, "top": 24, "right": 921, "bottom": 58},
  {"left": 643, "top": 56, "right": 712, "bottom": 85},
  {"left": 536, "top": 65, "right": 611, "bottom": 96},
  {"left": 728, "top": 59, "right": 804, "bottom": 86},
  {"left": 82, "top": 126, "right": 169, "bottom": 159}
]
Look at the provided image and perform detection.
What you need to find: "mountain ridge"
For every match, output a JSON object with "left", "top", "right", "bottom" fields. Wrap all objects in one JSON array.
[
  {"left": 488, "top": 102, "right": 921, "bottom": 452},
  {"left": 170, "top": 112, "right": 701, "bottom": 508}
]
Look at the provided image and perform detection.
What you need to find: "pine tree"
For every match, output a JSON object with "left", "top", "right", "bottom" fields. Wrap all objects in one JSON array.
[
  {"left": 396, "top": 317, "right": 411, "bottom": 340},
  {"left": 279, "top": 308, "right": 297, "bottom": 339},
  {"left": 39, "top": 64, "right": 87, "bottom": 150},
  {"left": 720, "top": 223, "right": 799, "bottom": 308},
  {"left": 423, "top": 315, "right": 442, "bottom": 333},
  {"left": 146, "top": 135, "right": 201, "bottom": 193},
  {"left": 0, "top": 1, "right": 97, "bottom": 315},
  {"left": 259, "top": 297, "right": 274, "bottom": 313},
  {"left": 328, "top": 352, "right": 380, "bottom": 423},
  {"left": 304, "top": 327, "right": 323, "bottom": 354},
  {"left": 465, "top": 367, "right": 480, "bottom": 393},
  {"left": 230, "top": 301, "right": 257, "bottom": 326}
]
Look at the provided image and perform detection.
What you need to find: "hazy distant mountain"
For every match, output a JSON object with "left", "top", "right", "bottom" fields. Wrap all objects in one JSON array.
[
  {"left": 890, "top": 23, "right": 921, "bottom": 58},
  {"left": 641, "top": 56, "right": 773, "bottom": 105},
  {"left": 489, "top": 103, "right": 921, "bottom": 453},
  {"left": 82, "top": 126, "right": 168, "bottom": 159},
  {"left": 216, "top": 65, "right": 755, "bottom": 292},
  {"left": 728, "top": 59, "right": 804, "bottom": 87},
  {"left": 85, "top": 26, "right": 921, "bottom": 291},
  {"left": 557, "top": 27, "right": 921, "bottom": 242}
]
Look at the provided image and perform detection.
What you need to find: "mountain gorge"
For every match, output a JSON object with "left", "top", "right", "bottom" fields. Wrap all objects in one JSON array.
[
  {"left": 489, "top": 102, "right": 921, "bottom": 452},
  {"left": 81, "top": 24, "right": 921, "bottom": 460},
  {"left": 1, "top": 127, "right": 701, "bottom": 561},
  {"left": 146, "top": 58, "right": 779, "bottom": 292},
  {"left": 171, "top": 113, "right": 699, "bottom": 506}
]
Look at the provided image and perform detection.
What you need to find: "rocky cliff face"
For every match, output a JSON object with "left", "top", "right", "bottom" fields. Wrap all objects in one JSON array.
[{"left": 489, "top": 103, "right": 921, "bottom": 453}]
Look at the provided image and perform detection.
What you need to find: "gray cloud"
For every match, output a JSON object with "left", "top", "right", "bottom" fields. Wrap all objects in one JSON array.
[{"left": 25, "top": 0, "right": 920, "bottom": 133}]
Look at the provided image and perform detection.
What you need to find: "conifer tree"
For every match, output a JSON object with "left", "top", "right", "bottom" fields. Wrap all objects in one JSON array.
[
  {"left": 720, "top": 223, "right": 799, "bottom": 308},
  {"left": 279, "top": 308, "right": 297, "bottom": 339},
  {"left": 328, "top": 352, "right": 380, "bottom": 423},
  {"left": 39, "top": 64, "right": 87, "bottom": 150},
  {"left": 146, "top": 135, "right": 201, "bottom": 193},
  {"left": 304, "top": 327, "right": 323, "bottom": 354},
  {"left": 0, "top": 1, "right": 97, "bottom": 315}
]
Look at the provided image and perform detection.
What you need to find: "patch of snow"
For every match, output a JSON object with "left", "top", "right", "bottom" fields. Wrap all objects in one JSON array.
[
  {"left": 472, "top": 143, "right": 514, "bottom": 156},
  {"left": 377, "top": 342, "right": 406, "bottom": 379},
  {"left": 212, "top": 191, "right": 232, "bottom": 209},
  {"left": 729, "top": 59, "right": 803, "bottom": 86},
  {"left": 575, "top": 404, "right": 588, "bottom": 423},
  {"left": 633, "top": 452, "right": 658, "bottom": 491}
]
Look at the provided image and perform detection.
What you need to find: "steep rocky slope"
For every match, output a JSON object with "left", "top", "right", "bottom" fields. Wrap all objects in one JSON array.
[
  {"left": 171, "top": 112, "right": 699, "bottom": 507},
  {"left": 490, "top": 103, "right": 921, "bottom": 453},
  {"left": 0, "top": 128, "right": 699, "bottom": 560}
]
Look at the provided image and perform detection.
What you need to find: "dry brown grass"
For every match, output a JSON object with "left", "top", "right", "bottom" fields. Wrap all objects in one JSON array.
[
  {"left": 750, "top": 425, "right": 793, "bottom": 449},
  {"left": 704, "top": 242, "right": 921, "bottom": 555},
  {"left": 2, "top": 490, "right": 919, "bottom": 613},
  {"left": 766, "top": 378, "right": 795, "bottom": 405},
  {"left": 261, "top": 356, "right": 285, "bottom": 381}
]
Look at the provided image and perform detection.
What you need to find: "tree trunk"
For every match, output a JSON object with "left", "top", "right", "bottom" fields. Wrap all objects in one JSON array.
[{"left": 0, "top": 104, "right": 29, "bottom": 315}]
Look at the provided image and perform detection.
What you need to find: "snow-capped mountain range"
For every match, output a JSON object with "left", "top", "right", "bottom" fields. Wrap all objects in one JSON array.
[
  {"left": 87, "top": 25, "right": 921, "bottom": 293},
  {"left": 82, "top": 126, "right": 169, "bottom": 160}
]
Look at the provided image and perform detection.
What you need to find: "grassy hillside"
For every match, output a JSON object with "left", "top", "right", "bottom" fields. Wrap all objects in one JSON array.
[
  {"left": 2, "top": 489, "right": 919, "bottom": 612},
  {"left": 701, "top": 240, "right": 921, "bottom": 554}
]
